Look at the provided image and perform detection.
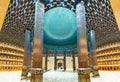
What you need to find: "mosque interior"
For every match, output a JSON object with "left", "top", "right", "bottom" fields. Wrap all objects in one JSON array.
[{"left": 0, "top": 0, "right": 120, "bottom": 82}]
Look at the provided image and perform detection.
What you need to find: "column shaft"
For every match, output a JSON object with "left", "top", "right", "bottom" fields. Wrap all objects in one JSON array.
[
  {"left": 45, "top": 49, "right": 48, "bottom": 70},
  {"left": 23, "top": 29, "right": 31, "bottom": 66},
  {"left": 64, "top": 51, "right": 66, "bottom": 70},
  {"left": 90, "top": 30, "right": 97, "bottom": 65},
  {"left": 89, "top": 29, "right": 100, "bottom": 77},
  {"left": 31, "top": 1, "right": 44, "bottom": 82},
  {"left": 54, "top": 50, "right": 57, "bottom": 70},
  {"left": 21, "top": 29, "right": 31, "bottom": 79},
  {"left": 76, "top": 1, "right": 89, "bottom": 69},
  {"left": 76, "top": 1, "right": 90, "bottom": 82},
  {"left": 88, "top": 42, "right": 92, "bottom": 66},
  {"left": 72, "top": 50, "right": 76, "bottom": 71}
]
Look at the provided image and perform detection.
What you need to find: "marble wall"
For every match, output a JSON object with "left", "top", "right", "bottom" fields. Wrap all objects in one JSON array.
[{"left": 42, "top": 57, "right": 78, "bottom": 70}]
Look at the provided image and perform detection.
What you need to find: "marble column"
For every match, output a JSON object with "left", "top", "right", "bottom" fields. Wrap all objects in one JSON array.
[
  {"left": 28, "top": 30, "right": 34, "bottom": 66},
  {"left": 45, "top": 49, "right": 48, "bottom": 70},
  {"left": 76, "top": 1, "right": 91, "bottom": 82},
  {"left": 30, "top": 1, "right": 44, "bottom": 82},
  {"left": 54, "top": 50, "right": 57, "bottom": 70},
  {"left": 63, "top": 50, "right": 66, "bottom": 70},
  {"left": 21, "top": 29, "right": 31, "bottom": 80},
  {"left": 89, "top": 29, "right": 100, "bottom": 77},
  {"left": 88, "top": 42, "right": 92, "bottom": 67},
  {"left": 72, "top": 50, "right": 76, "bottom": 71}
]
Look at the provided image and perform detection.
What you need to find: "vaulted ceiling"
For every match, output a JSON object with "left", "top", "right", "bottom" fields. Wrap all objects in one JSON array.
[{"left": 0, "top": 0, "right": 119, "bottom": 49}]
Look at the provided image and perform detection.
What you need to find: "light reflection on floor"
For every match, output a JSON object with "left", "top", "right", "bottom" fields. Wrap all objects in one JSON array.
[{"left": 0, "top": 71, "right": 120, "bottom": 82}]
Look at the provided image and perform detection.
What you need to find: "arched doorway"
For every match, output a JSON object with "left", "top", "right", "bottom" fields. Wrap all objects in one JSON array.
[{"left": 56, "top": 58, "right": 64, "bottom": 70}]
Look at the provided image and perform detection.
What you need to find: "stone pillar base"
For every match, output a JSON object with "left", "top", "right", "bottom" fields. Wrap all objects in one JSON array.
[
  {"left": 91, "top": 66, "right": 100, "bottom": 77},
  {"left": 30, "top": 68, "right": 43, "bottom": 82},
  {"left": 21, "top": 66, "right": 30, "bottom": 80},
  {"left": 77, "top": 68, "right": 91, "bottom": 82}
]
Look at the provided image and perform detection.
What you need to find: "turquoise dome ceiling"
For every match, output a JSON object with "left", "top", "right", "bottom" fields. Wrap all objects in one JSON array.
[{"left": 44, "top": 7, "right": 77, "bottom": 49}]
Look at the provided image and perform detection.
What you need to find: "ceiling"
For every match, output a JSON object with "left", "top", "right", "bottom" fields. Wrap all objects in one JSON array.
[{"left": 0, "top": 0, "right": 120, "bottom": 49}]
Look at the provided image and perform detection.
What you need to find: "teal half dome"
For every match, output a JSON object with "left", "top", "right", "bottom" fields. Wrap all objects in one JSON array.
[{"left": 44, "top": 7, "right": 77, "bottom": 49}]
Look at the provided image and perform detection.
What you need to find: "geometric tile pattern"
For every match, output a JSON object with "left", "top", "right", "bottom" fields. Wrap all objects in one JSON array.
[
  {"left": 0, "top": 0, "right": 119, "bottom": 48},
  {"left": 85, "top": 0, "right": 119, "bottom": 47},
  {"left": 0, "top": 0, "right": 35, "bottom": 47}
]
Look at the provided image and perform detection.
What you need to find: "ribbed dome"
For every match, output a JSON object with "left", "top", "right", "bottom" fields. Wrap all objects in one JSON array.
[{"left": 44, "top": 7, "right": 77, "bottom": 49}]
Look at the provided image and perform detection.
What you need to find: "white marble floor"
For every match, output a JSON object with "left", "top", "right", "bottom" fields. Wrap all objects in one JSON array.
[{"left": 0, "top": 71, "right": 120, "bottom": 82}]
